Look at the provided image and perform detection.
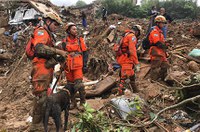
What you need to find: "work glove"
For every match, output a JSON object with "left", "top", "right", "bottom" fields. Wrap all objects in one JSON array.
[
  {"left": 45, "top": 58, "right": 57, "bottom": 69},
  {"left": 55, "top": 55, "right": 65, "bottom": 63},
  {"left": 134, "top": 64, "right": 140, "bottom": 72},
  {"left": 57, "top": 49, "right": 68, "bottom": 58}
]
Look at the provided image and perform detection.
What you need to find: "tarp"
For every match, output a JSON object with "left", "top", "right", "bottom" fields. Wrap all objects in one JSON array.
[{"left": 23, "top": 8, "right": 40, "bottom": 20}]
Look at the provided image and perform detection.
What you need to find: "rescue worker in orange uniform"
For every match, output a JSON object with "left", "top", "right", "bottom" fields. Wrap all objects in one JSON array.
[
  {"left": 149, "top": 15, "right": 170, "bottom": 81},
  {"left": 115, "top": 25, "right": 142, "bottom": 95},
  {"left": 30, "top": 12, "right": 67, "bottom": 131},
  {"left": 60, "top": 22, "right": 88, "bottom": 109}
]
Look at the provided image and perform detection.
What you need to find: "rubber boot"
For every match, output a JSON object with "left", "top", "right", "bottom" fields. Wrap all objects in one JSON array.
[
  {"left": 74, "top": 79, "right": 85, "bottom": 110},
  {"left": 70, "top": 93, "right": 77, "bottom": 110},
  {"left": 64, "top": 82, "right": 77, "bottom": 110},
  {"left": 160, "top": 61, "right": 169, "bottom": 81},
  {"left": 29, "top": 97, "right": 45, "bottom": 132},
  {"left": 79, "top": 87, "right": 86, "bottom": 105},
  {"left": 117, "top": 79, "right": 126, "bottom": 95},
  {"left": 129, "top": 75, "right": 139, "bottom": 93},
  {"left": 150, "top": 67, "right": 160, "bottom": 82}
]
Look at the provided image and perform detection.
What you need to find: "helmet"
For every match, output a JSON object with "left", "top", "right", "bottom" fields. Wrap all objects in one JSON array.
[
  {"left": 65, "top": 22, "right": 76, "bottom": 32},
  {"left": 155, "top": 15, "right": 167, "bottom": 23},
  {"left": 132, "top": 25, "right": 143, "bottom": 36},
  {"left": 43, "top": 12, "right": 63, "bottom": 25}
]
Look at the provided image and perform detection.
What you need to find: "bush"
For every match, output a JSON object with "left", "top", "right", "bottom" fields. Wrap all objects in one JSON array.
[{"left": 102, "top": 0, "right": 200, "bottom": 19}]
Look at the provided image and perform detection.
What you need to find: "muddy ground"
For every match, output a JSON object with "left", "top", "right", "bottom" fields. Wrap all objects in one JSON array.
[{"left": 0, "top": 15, "right": 200, "bottom": 131}]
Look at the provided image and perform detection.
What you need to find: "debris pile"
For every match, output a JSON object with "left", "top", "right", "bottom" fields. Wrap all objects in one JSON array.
[{"left": 0, "top": 0, "right": 200, "bottom": 131}]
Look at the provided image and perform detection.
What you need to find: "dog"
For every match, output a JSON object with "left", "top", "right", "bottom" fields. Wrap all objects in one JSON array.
[{"left": 43, "top": 88, "right": 70, "bottom": 132}]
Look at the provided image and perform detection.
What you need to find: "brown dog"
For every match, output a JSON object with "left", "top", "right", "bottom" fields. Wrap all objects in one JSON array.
[{"left": 43, "top": 89, "right": 70, "bottom": 132}]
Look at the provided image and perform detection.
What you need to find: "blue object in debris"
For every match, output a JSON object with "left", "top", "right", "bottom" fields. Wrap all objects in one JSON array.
[
  {"left": 112, "top": 63, "right": 120, "bottom": 71},
  {"left": 188, "top": 49, "right": 200, "bottom": 58},
  {"left": 13, "top": 32, "right": 18, "bottom": 43},
  {"left": 4, "top": 31, "right": 10, "bottom": 36}
]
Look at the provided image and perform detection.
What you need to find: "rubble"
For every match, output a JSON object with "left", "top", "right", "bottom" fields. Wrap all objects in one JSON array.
[
  {"left": 0, "top": 0, "right": 200, "bottom": 131},
  {"left": 187, "top": 61, "right": 199, "bottom": 72}
]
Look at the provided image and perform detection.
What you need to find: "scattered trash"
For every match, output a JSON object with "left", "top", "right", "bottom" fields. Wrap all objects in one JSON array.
[
  {"left": 26, "top": 116, "right": 32, "bottom": 123},
  {"left": 188, "top": 49, "right": 200, "bottom": 59},
  {"left": 0, "top": 49, "right": 6, "bottom": 54},
  {"left": 110, "top": 95, "right": 145, "bottom": 120},
  {"left": 182, "top": 123, "right": 200, "bottom": 132},
  {"left": 109, "top": 25, "right": 116, "bottom": 29},
  {"left": 171, "top": 110, "right": 190, "bottom": 120}
]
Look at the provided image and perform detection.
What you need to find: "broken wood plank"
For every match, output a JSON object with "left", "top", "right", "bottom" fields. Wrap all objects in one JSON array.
[
  {"left": 175, "top": 53, "right": 200, "bottom": 63},
  {"left": 154, "top": 121, "right": 170, "bottom": 132},
  {"left": 107, "top": 29, "right": 115, "bottom": 43},
  {"left": 94, "top": 27, "right": 110, "bottom": 47},
  {"left": 1, "top": 53, "right": 25, "bottom": 91},
  {"left": 86, "top": 76, "right": 116, "bottom": 97},
  {"left": 171, "top": 44, "right": 190, "bottom": 51}
]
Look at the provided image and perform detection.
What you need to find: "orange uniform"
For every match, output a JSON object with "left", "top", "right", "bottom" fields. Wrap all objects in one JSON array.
[
  {"left": 61, "top": 36, "right": 87, "bottom": 82},
  {"left": 31, "top": 27, "right": 54, "bottom": 96},
  {"left": 116, "top": 30, "right": 139, "bottom": 79},
  {"left": 115, "top": 30, "right": 139, "bottom": 94},
  {"left": 148, "top": 26, "right": 169, "bottom": 80},
  {"left": 149, "top": 26, "right": 167, "bottom": 62}
]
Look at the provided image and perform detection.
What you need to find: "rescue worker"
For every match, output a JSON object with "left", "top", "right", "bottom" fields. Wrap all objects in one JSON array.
[
  {"left": 149, "top": 15, "right": 170, "bottom": 81},
  {"left": 29, "top": 12, "right": 67, "bottom": 131},
  {"left": 115, "top": 25, "right": 142, "bottom": 95},
  {"left": 102, "top": 7, "right": 108, "bottom": 25},
  {"left": 60, "top": 22, "right": 88, "bottom": 109}
]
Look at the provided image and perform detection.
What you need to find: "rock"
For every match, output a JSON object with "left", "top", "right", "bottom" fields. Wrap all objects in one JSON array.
[
  {"left": 0, "top": 28, "right": 5, "bottom": 34},
  {"left": 192, "top": 25, "right": 200, "bottom": 37},
  {"left": 143, "top": 82, "right": 161, "bottom": 99},
  {"left": 187, "top": 61, "right": 199, "bottom": 72}
]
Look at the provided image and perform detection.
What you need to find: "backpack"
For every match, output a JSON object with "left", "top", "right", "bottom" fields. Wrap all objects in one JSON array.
[
  {"left": 116, "top": 32, "right": 133, "bottom": 56},
  {"left": 142, "top": 27, "right": 155, "bottom": 50},
  {"left": 25, "top": 36, "right": 35, "bottom": 60}
]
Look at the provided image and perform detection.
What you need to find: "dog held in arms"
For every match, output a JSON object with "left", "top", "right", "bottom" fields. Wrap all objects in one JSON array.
[{"left": 43, "top": 88, "right": 70, "bottom": 132}]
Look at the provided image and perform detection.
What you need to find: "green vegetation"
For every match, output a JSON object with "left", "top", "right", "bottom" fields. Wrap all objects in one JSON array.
[
  {"left": 102, "top": 0, "right": 200, "bottom": 19},
  {"left": 72, "top": 103, "right": 132, "bottom": 132},
  {"left": 75, "top": 0, "right": 87, "bottom": 7}
]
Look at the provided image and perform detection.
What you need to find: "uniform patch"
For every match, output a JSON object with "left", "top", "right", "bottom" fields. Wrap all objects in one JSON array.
[
  {"left": 132, "top": 37, "right": 136, "bottom": 41},
  {"left": 37, "top": 30, "right": 44, "bottom": 36},
  {"left": 154, "top": 34, "right": 158, "bottom": 37}
]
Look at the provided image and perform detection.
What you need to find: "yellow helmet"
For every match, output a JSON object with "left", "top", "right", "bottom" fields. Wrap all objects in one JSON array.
[
  {"left": 155, "top": 15, "right": 167, "bottom": 23},
  {"left": 44, "top": 12, "right": 63, "bottom": 25},
  {"left": 65, "top": 22, "right": 76, "bottom": 32},
  {"left": 132, "top": 24, "right": 143, "bottom": 36}
]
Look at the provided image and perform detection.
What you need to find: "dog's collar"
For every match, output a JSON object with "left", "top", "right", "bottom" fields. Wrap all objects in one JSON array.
[{"left": 61, "top": 88, "right": 70, "bottom": 95}]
